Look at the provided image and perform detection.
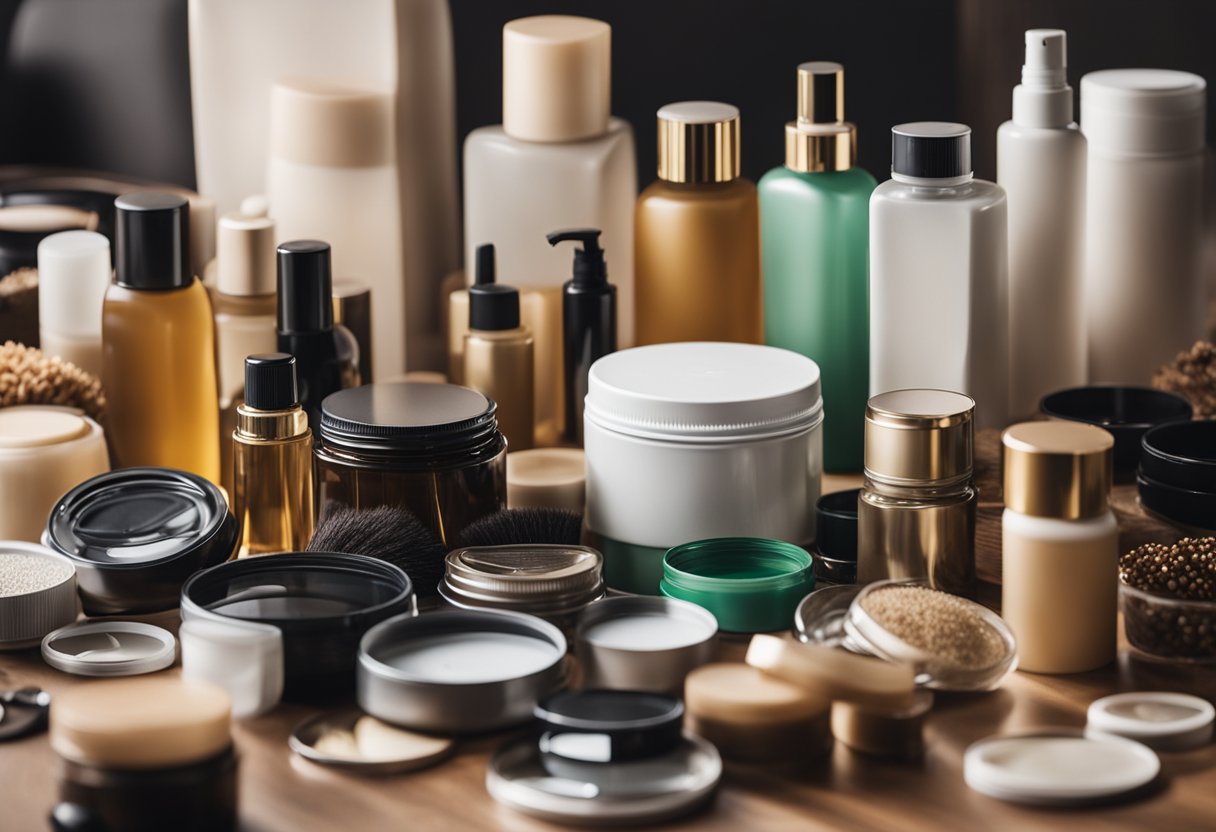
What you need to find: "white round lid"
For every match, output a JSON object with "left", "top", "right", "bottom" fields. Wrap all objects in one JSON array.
[
  {"left": 964, "top": 733, "right": 1159, "bottom": 805},
  {"left": 657, "top": 101, "right": 739, "bottom": 125},
  {"left": 42, "top": 620, "right": 176, "bottom": 677},
  {"left": 1081, "top": 69, "right": 1206, "bottom": 156},
  {"left": 586, "top": 343, "right": 822, "bottom": 441},
  {"left": 1086, "top": 692, "right": 1215, "bottom": 751},
  {"left": 36, "top": 230, "right": 111, "bottom": 338},
  {"left": 0, "top": 406, "right": 91, "bottom": 450}
]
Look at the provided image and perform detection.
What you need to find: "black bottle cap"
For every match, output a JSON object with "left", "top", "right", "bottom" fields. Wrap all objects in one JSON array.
[
  {"left": 547, "top": 228, "right": 608, "bottom": 289},
  {"left": 114, "top": 192, "right": 190, "bottom": 290},
  {"left": 278, "top": 240, "right": 334, "bottom": 335},
  {"left": 245, "top": 352, "right": 299, "bottom": 410},
  {"left": 891, "top": 122, "right": 972, "bottom": 179},
  {"left": 468, "top": 243, "right": 520, "bottom": 330}
]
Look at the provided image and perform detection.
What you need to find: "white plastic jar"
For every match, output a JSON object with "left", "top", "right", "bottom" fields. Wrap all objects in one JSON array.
[{"left": 584, "top": 342, "right": 823, "bottom": 594}]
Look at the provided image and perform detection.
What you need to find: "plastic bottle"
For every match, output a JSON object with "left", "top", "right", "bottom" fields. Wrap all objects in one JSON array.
[{"left": 37, "top": 230, "right": 111, "bottom": 378}]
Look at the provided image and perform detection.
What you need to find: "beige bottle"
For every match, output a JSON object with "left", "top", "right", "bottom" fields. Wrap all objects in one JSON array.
[
  {"left": 102, "top": 193, "right": 221, "bottom": 483},
  {"left": 635, "top": 101, "right": 762, "bottom": 345},
  {"left": 462, "top": 244, "right": 534, "bottom": 452},
  {"left": 1002, "top": 421, "right": 1117, "bottom": 674}
]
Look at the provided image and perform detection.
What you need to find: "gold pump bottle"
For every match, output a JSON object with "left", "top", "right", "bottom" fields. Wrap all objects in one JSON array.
[
  {"left": 463, "top": 244, "right": 535, "bottom": 452},
  {"left": 635, "top": 101, "right": 762, "bottom": 345},
  {"left": 102, "top": 193, "right": 221, "bottom": 483},
  {"left": 232, "top": 353, "right": 315, "bottom": 557}
]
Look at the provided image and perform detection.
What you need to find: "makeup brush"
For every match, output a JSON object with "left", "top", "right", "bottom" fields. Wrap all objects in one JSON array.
[
  {"left": 307, "top": 504, "right": 447, "bottom": 596},
  {"left": 456, "top": 508, "right": 583, "bottom": 549}
]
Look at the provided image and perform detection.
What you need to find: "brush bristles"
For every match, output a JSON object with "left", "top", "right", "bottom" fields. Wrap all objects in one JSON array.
[
  {"left": 456, "top": 508, "right": 583, "bottom": 549},
  {"left": 307, "top": 504, "right": 447, "bottom": 595}
]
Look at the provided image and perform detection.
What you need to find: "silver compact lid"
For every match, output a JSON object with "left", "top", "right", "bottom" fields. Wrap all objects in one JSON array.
[
  {"left": 41, "top": 620, "right": 176, "bottom": 677},
  {"left": 441, "top": 545, "right": 604, "bottom": 616}
]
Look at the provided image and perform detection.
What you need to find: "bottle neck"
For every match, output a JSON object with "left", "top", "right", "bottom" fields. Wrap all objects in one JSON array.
[
  {"left": 1012, "top": 83, "right": 1074, "bottom": 129},
  {"left": 236, "top": 404, "right": 310, "bottom": 441},
  {"left": 863, "top": 474, "right": 975, "bottom": 500},
  {"left": 890, "top": 171, "right": 974, "bottom": 188}
]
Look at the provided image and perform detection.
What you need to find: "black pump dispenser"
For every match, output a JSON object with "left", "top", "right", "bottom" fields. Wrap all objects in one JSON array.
[
  {"left": 550, "top": 228, "right": 616, "bottom": 445},
  {"left": 468, "top": 243, "right": 521, "bottom": 331}
]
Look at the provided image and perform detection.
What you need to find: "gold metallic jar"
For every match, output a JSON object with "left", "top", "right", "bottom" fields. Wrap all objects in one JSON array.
[{"left": 857, "top": 389, "right": 977, "bottom": 597}]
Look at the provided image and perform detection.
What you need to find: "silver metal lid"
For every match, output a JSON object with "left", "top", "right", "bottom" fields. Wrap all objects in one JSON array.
[{"left": 441, "top": 545, "right": 604, "bottom": 617}]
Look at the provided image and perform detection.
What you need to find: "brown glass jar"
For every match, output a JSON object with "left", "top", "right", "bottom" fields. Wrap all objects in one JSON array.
[{"left": 315, "top": 382, "right": 507, "bottom": 550}]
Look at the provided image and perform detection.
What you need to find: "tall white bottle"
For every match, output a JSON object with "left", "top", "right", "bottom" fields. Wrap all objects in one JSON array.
[
  {"left": 998, "top": 30, "right": 1086, "bottom": 417},
  {"left": 870, "top": 123, "right": 1010, "bottom": 429},
  {"left": 1081, "top": 69, "right": 1207, "bottom": 384}
]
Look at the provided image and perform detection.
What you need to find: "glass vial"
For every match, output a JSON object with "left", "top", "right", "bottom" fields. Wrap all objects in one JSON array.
[
  {"left": 1001, "top": 421, "right": 1117, "bottom": 673},
  {"left": 232, "top": 353, "right": 315, "bottom": 557},
  {"left": 102, "top": 193, "right": 221, "bottom": 483},
  {"left": 869, "top": 124, "right": 1009, "bottom": 430},
  {"left": 760, "top": 62, "right": 876, "bottom": 471},
  {"left": 636, "top": 102, "right": 761, "bottom": 346},
  {"left": 857, "top": 389, "right": 977, "bottom": 597}
]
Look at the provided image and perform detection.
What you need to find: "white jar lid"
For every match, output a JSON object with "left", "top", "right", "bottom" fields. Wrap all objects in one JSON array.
[
  {"left": 1081, "top": 69, "right": 1206, "bottom": 157},
  {"left": 586, "top": 343, "right": 822, "bottom": 442},
  {"left": 0, "top": 406, "right": 92, "bottom": 450},
  {"left": 1086, "top": 692, "right": 1214, "bottom": 751}
]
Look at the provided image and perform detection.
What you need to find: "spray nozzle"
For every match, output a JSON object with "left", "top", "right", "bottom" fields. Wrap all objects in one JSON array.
[
  {"left": 547, "top": 228, "right": 608, "bottom": 289},
  {"left": 1022, "top": 29, "right": 1067, "bottom": 88}
]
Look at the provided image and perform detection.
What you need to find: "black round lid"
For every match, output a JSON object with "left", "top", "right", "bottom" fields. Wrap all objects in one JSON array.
[
  {"left": 535, "top": 690, "right": 684, "bottom": 733},
  {"left": 815, "top": 488, "right": 860, "bottom": 562},
  {"left": 245, "top": 353, "right": 299, "bottom": 411},
  {"left": 891, "top": 122, "right": 971, "bottom": 179},
  {"left": 45, "top": 468, "right": 230, "bottom": 566},
  {"left": 277, "top": 240, "right": 334, "bottom": 334},
  {"left": 319, "top": 382, "right": 499, "bottom": 457},
  {"left": 114, "top": 192, "right": 190, "bottom": 290}
]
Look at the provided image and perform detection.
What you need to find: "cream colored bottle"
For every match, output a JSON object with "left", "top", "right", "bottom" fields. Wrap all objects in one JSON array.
[
  {"left": 102, "top": 193, "right": 221, "bottom": 483},
  {"left": 37, "top": 230, "right": 111, "bottom": 378},
  {"left": 462, "top": 244, "right": 535, "bottom": 452},
  {"left": 1002, "top": 420, "right": 1117, "bottom": 674},
  {"left": 635, "top": 102, "right": 762, "bottom": 345}
]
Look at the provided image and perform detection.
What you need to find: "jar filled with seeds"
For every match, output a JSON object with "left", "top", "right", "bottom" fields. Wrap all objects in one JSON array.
[{"left": 1119, "top": 538, "right": 1216, "bottom": 663}]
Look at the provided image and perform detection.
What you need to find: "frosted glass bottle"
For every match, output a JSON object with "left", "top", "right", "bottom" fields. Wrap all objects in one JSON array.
[
  {"left": 998, "top": 30, "right": 1086, "bottom": 417},
  {"left": 870, "top": 123, "right": 1010, "bottom": 430},
  {"left": 761, "top": 63, "right": 875, "bottom": 472}
]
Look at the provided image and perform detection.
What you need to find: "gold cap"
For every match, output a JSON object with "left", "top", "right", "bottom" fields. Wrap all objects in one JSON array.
[
  {"left": 1002, "top": 421, "right": 1113, "bottom": 519},
  {"left": 657, "top": 101, "right": 741, "bottom": 184},
  {"left": 216, "top": 204, "right": 275, "bottom": 297},
  {"left": 270, "top": 78, "right": 393, "bottom": 168},
  {"left": 786, "top": 61, "right": 856, "bottom": 172},
  {"left": 503, "top": 16, "right": 611, "bottom": 142},
  {"left": 864, "top": 389, "right": 975, "bottom": 485}
]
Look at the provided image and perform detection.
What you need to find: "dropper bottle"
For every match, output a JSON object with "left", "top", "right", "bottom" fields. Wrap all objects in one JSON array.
[{"left": 549, "top": 228, "right": 616, "bottom": 444}]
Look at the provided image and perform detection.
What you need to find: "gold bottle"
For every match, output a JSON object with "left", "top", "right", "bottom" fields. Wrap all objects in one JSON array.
[
  {"left": 635, "top": 101, "right": 762, "bottom": 345},
  {"left": 102, "top": 193, "right": 221, "bottom": 483},
  {"left": 232, "top": 353, "right": 315, "bottom": 556},
  {"left": 462, "top": 244, "right": 535, "bottom": 452}
]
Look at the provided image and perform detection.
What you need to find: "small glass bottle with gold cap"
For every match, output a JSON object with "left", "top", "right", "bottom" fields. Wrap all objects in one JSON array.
[
  {"left": 1001, "top": 421, "right": 1117, "bottom": 674},
  {"left": 635, "top": 101, "right": 761, "bottom": 346},
  {"left": 760, "top": 63, "right": 876, "bottom": 472}
]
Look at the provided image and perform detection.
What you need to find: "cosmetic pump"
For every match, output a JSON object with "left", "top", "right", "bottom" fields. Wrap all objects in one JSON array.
[
  {"left": 550, "top": 228, "right": 615, "bottom": 445},
  {"left": 275, "top": 241, "right": 360, "bottom": 429},
  {"left": 760, "top": 62, "right": 876, "bottom": 471},
  {"left": 998, "top": 30, "right": 1087, "bottom": 417},
  {"left": 463, "top": 244, "right": 535, "bottom": 452},
  {"left": 102, "top": 193, "right": 221, "bottom": 483}
]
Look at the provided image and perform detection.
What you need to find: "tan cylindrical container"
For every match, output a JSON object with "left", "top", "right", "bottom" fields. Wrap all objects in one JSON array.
[
  {"left": 102, "top": 193, "right": 221, "bottom": 484},
  {"left": 635, "top": 101, "right": 761, "bottom": 345},
  {"left": 1001, "top": 421, "right": 1117, "bottom": 673},
  {"left": 857, "top": 389, "right": 977, "bottom": 597}
]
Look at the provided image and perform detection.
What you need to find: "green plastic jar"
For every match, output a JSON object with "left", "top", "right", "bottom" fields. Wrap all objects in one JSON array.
[{"left": 659, "top": 538, "right": 815, "bottom": 633}]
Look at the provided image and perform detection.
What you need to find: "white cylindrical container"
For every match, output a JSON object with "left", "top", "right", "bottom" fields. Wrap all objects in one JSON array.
[
  {"left": 1001, "top": 420, "right": 1117, "bottom": 674},
  {"left": 1081, "top": 68, "right": 1207, "bottom": 385},
  {"left": 869, "top": 123, "right": 1010, "bottom": 429},
  {"left": 998, "top": 30, "right": 1087, "bottom": 417},
  {"left": 584, "top": 342, "right": 823, "bottom": 595},
  {"left": 268, "top": 78, "right": 406, "bottom": 379},
  {"left": 37, "top": 230, "right": 111, "bottom": 377}
]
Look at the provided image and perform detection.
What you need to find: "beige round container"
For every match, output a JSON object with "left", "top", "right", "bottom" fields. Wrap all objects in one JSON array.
[{"left": 507, "top": 448, "right": 585, "bottom": 512}]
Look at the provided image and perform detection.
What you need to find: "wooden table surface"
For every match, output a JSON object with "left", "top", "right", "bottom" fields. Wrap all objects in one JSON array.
[{"left": 3, "top": 474, "right": 1215, "bottom": 831}]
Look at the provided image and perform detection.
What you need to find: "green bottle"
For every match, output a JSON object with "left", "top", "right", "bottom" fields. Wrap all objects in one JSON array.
[{"left": 760, "top": 62, "right": 876, "bottom": 472}]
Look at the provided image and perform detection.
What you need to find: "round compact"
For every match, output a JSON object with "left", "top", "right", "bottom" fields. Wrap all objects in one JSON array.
[
  {"left": 1137, "top": 472, "right": 1216, "bottom": 532},
  {"left": 844, "top": 580, "right": 1018, "bottom": 691},
  {"left": 536, "top": 690, "right": 684, "bottom": 765},
  {"left": 357, "top": 609, "right": 567, "bottom": 734},
  {"left": 793, "top": 584, "right": 862, "bottom": 649},
  {"left": 41, "top": 621, "right": 176, "bottom": 677},
  {"left": 576, "top": 596, "right": 718, "bottom": 694},
  {"left": 44, "top": 467, "right": 238, "bottom": 615},
  {"left": 487, "top": 734, "right": 721, "bottom": 825},
  {"left": 964, "top": 733, "right": 1160, "bottom": 806},
  {"left": 1140, "top": 420, "right": 1216, "bottom": 492},
  {"left": 660, "top": 538, "right": 815, "bottom": 633},
  {"left": 507, "top": 448, "right": 586, "bottom": 512},
  {"left": 181, "top": 553, "right": 414, "bottom": 700},
  {"left": 0, "top": 541, "right": 77, "bottom": 649},
  {"left": 289, "top": 708, "right": 454, "bottom": 775},
  {"left": 813, "top": 489, "right": 859, "bottom": 585},
  {"left": 1086, "top": 692, "right": 1215, "bottom": 751}
]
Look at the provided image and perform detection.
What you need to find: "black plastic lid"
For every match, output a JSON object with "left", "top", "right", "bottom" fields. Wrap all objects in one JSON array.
[
  {"left": 891, "top": 122, "right": 971, "bottom": 179},
  {"left": 278, "top": 240, "right": 334, "bottom": 334},
  {"left": 535, "top": 690, "right": 684, "bottom": 763},
  {"left": 547, "top": 228, "right": 609, "bottom": 289},
  {"left": 468, "top": 243, "right": 520, "bottom": 331},
  {"left": 245, "top": 353, "right": 299, "bottom": 411},
  {"left": 318, "top": 382, "right": 502, "bottom": 465},
  {"left": 114, "top": 192, "right": 190, "bottom": 290},
  {"left": 815, "top": 488, "right": 859, "bottom": 562}
]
